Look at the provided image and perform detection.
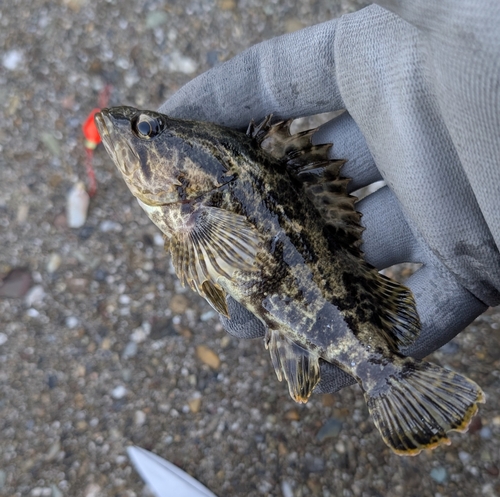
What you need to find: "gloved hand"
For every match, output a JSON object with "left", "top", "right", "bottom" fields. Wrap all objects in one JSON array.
[{"left": 159, "top": 0, "right": 500, "bottom": 392}]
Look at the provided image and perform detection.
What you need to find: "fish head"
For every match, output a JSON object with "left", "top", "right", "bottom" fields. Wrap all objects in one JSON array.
[{"left": 95, "top": 106, "right": 235, "bottom": 209}]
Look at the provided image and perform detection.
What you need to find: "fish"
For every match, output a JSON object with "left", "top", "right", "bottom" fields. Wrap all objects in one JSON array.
[{"left": 95, "top": 106, "right": 485, "bottom": 456}]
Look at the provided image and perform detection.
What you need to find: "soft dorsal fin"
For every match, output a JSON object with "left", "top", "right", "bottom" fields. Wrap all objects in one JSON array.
[
  {"left": 168, "top": 207, "right": 261, "bottom": 317},
  {"left": 359, "top": 268, "right": 421, "bottom": 349},
  {"left": 248, "top": 115, "right": 364, "bottom": 256}
]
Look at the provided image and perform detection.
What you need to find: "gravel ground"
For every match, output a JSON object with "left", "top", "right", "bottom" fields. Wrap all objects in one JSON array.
[{"left": 1, "top": 1, "right": 499, "bottom": 496}]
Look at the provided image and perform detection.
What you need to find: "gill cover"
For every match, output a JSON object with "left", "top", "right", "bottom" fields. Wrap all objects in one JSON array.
[{"left": 95, "top": 106, "right": 236, "bottom": 206}]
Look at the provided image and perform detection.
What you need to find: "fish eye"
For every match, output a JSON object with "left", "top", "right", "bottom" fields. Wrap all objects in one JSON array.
[{"left": 132, "top": 113, "right": 165, "bottom": 140}]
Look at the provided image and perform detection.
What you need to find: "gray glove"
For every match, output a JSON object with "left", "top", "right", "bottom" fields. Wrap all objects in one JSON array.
[{"left": 160, "top": 0, "right": 500, "bottom": 392}]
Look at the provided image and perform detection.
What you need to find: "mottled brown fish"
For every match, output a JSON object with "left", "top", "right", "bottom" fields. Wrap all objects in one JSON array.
[{"left": 95, "top": 106, "right": 484, "bottom": 456}]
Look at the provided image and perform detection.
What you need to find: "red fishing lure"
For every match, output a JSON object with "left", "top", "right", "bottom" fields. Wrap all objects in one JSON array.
[{"left": 81, "top": 85, "right": 112, "bottom": 196}]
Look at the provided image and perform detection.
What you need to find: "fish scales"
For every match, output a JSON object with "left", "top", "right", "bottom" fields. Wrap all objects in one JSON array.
[{"left": 95, "top": 106, "right": 484, "bottom": 456}]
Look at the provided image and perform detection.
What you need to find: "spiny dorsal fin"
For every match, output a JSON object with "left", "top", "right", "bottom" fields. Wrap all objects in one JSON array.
[
  {"left": 248, "top": 115, "right": 364, "bottom": 255},
  {"left": 169, "top": 207, "right": 261, "bottom": 317},
  {"left": 247, "top": 115, "right": 316, "bottom": 160}
]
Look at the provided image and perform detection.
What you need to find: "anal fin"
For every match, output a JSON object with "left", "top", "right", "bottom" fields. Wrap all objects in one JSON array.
[
  {"left": 265, "top": 330, "right": 320, "bottom": 403},
  {"left": 366, "top": 360, "right": 485, "bottom": 456}
]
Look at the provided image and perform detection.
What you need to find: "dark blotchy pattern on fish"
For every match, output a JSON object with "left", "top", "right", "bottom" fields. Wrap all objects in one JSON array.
[{"left": 95, "top": 106, "right": 484, "bottom": 456}]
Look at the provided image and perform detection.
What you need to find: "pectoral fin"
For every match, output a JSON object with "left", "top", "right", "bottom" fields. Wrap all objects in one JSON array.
[
  {"left": 169, "top": 207, "right": 261, "bottom": 316},
  {"left": 265, "top": 329, "right": 321, "bottom": 403},
  {"left": 201, "top": 280, "right": 229, "bottom": 317}
]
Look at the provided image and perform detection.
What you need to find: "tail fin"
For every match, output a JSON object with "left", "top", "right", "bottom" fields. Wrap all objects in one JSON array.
[{"left": 365, "top": 361, "right": 485, "bottom": 456}]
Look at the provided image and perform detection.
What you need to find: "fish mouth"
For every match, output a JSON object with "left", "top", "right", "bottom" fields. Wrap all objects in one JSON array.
[
  {"left": 95, "top": 110, "right": 142, "bottom": 176},
  {"left": 94, "top": 111, "right": 114, "bottom": 154},
  {"left": 94, "top": 111, "right": 112, "bottom": 141},
  {"left": 94, "top": 111, "right": 117, "bottom": 160}
]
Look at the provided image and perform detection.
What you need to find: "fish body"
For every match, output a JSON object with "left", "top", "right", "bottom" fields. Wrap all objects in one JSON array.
[{"left": 95, "top": 106, "right": 484, "bottom": 455}]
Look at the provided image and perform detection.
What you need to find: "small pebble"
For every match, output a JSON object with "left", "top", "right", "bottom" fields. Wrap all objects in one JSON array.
[
  {"left": 16, "top": 204, "right": 29, "bottom": 224},
  {"left": 119, "top": 294, "right": 131, "bottom": 305},
  {"left": 438, "top": 341, "right": 460, "bottom": 355},
  {"left": 206, "top": 50, "right": 219, "bottom": 67},
  {"left": 122, "top": 369, "right": 132, "bottom": 382},
  {"left": 99, "top": 220, "right": 122, "bottom": 232},
  {"left": 304, "top": 454, "right": 325, "bottom": 473},
  {"left": 76, "top": 420, "right": 88, "bottom": 432},
  {"left": 167, "top": 51, "right": 197, "bottom": 74},
  {"left": 482, "top": 483, "right": 496, "bottom": 497},
  {"left": 316, "top": 418, "right": 343, "bottom": 442},
  {"left": 459, "top": 451, "right": 471, "bottom": 464},
  {"left": 257, "top": 481, "right": 273, "bottom": 494},
  {"left": 153, "top": 232, "right": 164, "bottom": 246},
  {"left": 0, "top": 267, "right": 33, "bottom": 298},
  {"left": 84, "top": 484, "right": 101, "bottom": 497},
  {"left": 150, "top": 318, "right": 177, "bottom": 339},
  {"left": 45, "top": 440, "right": 61, "bottom": 461},
  {"left": 188, "top": 395, "right": 202, "bottom": 413},
  {"left": 68, "top": 278, "right": 89, "bottom": 293},
  {"left": 430, "top": 467, "right": 447, "bottom": 484},
  {"left": 131, "top": 327, "right": 148, "bottom": 343},
  {"left": 25, "top": 285, "right": 45, "bottom": 306},
  {"left": 93, "top": 269, "right": 107, "bottom": 281},
  {"left": 196, "top": 345, "right": 221, "bottom": 369},
  {"left": 122, "top": 341, "right": 137, "bottom": 359},
  {"left": 66, "top": 182, "right": 89, "bottom": 228},
  {"left": 335, "top": 441, "right": 345, "bottom": 454},
  {"left": 47, "top": 374, "right": 58, "bottom": 389},
  {"left": 169, "top": 294, "right": 189, "bottom": 314},
  {"left": 145, "top": 11, "right": 168, "bottom": 29},
  {"left": 46, "top": 253, "right": 62, "bottom": 273},
  {"left": 479, "top": 426, "right": 492, "bottom": 439},
  {"left": 218, "top": 0, "right": 236, "bottom": 10},
  {"left": 306, "top": 478, "right": 322, "bottom": 494},
  {"left": 31, "top": 488, "right": 52, "bottom": 497},
  {"left": 134, "top": 410, "right": 146, "bottom": 426},
  {"left": 111, "top": 385, "right": 127, "bottom": 399},
  {"left": 3, "top": 49, "right": 24, "bottom": 70},
  {"left": 50, "top": 484, "right": 63, "bottom": 497},
  {"left": 65, "top": 316, "right": 79, "bottom": 329},
  {"left": 285, "top": 17, "right": 304, "bottom": 32},
  {"left": 284, "top": 409, "right": 300, "bottom": 421},
  {"left": 281, "top": 480, "right": 294, "bottom": 497},
  {"left": 0, "top": 333, "right": 8, "bottom": 346},
  {"left": 220, "top": 335, "right": 231, "bottom": 348},
  {"left": 77, "top": 225, "right": 94, "bottom": 240},
  {"left": 200, "top": 310, "right": 216, "bottom": 321}
]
